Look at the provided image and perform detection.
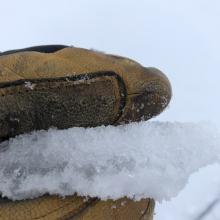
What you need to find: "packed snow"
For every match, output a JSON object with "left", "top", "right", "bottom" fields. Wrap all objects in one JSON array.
[{"left": 0, "top": 121, "right": 219, "bottom": 201}]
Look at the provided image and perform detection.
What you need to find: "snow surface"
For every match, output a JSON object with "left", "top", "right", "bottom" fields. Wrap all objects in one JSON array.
[{"left": 0, "top": 121, "right": 219, "bottom": 201}]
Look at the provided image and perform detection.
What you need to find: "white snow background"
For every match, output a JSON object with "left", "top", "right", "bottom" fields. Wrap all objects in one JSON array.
[{"left": 1, "top": 0, "right": 220, "bottom": 219}]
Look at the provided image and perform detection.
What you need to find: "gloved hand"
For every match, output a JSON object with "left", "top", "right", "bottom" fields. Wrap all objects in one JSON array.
[
  {"left": 0, "top": 45, "right": 171, "bottom": 141},
  {"left": 0, "top": 45, "right": 172, "bottom": 220}
]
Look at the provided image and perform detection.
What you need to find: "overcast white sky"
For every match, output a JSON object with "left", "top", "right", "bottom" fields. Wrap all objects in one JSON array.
[{"left": 1, "top": 0, "right": 220, "bottom": 124}]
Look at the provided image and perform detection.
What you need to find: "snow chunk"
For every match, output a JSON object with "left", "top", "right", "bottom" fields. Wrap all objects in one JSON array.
[
  {"left": 24, "top": 81, "right": 36, "bottom": 90},
  {"left": 0, "top": 121, "right": 219, "bottom": 201}
]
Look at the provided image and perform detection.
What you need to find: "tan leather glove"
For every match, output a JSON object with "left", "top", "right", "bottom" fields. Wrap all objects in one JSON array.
[
  {"left": 0, "top": 195, "right": 155, "bottom": 220},
  {"left": 0, "top": 45, "right": 171, "bottom": 141}
]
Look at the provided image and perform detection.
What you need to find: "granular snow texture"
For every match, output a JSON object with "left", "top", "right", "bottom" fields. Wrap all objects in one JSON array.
[{"left": 0, "top": 121, "right": 219, "bottom": 201}]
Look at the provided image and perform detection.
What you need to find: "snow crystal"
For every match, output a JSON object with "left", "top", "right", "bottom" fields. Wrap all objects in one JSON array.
[
  {"left": 24, "top": 81, "right": 36, "bottom": 90},
  {"left": 0, "top": 121, "right": 219, "bottom": 201}
]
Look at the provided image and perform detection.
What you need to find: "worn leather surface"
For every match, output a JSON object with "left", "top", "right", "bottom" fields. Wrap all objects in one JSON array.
[
  {"left": 0, "top": 46, "right": 172, "bottom": 140},
  {"left": 0, "top": 72, "right": 123, "bottom": 139},
  {"left": 0, "top": 195, "right": 155, "bottom": 220},
  {"left": 0, "top": 46, "right": 171, "bottom": 96}
]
